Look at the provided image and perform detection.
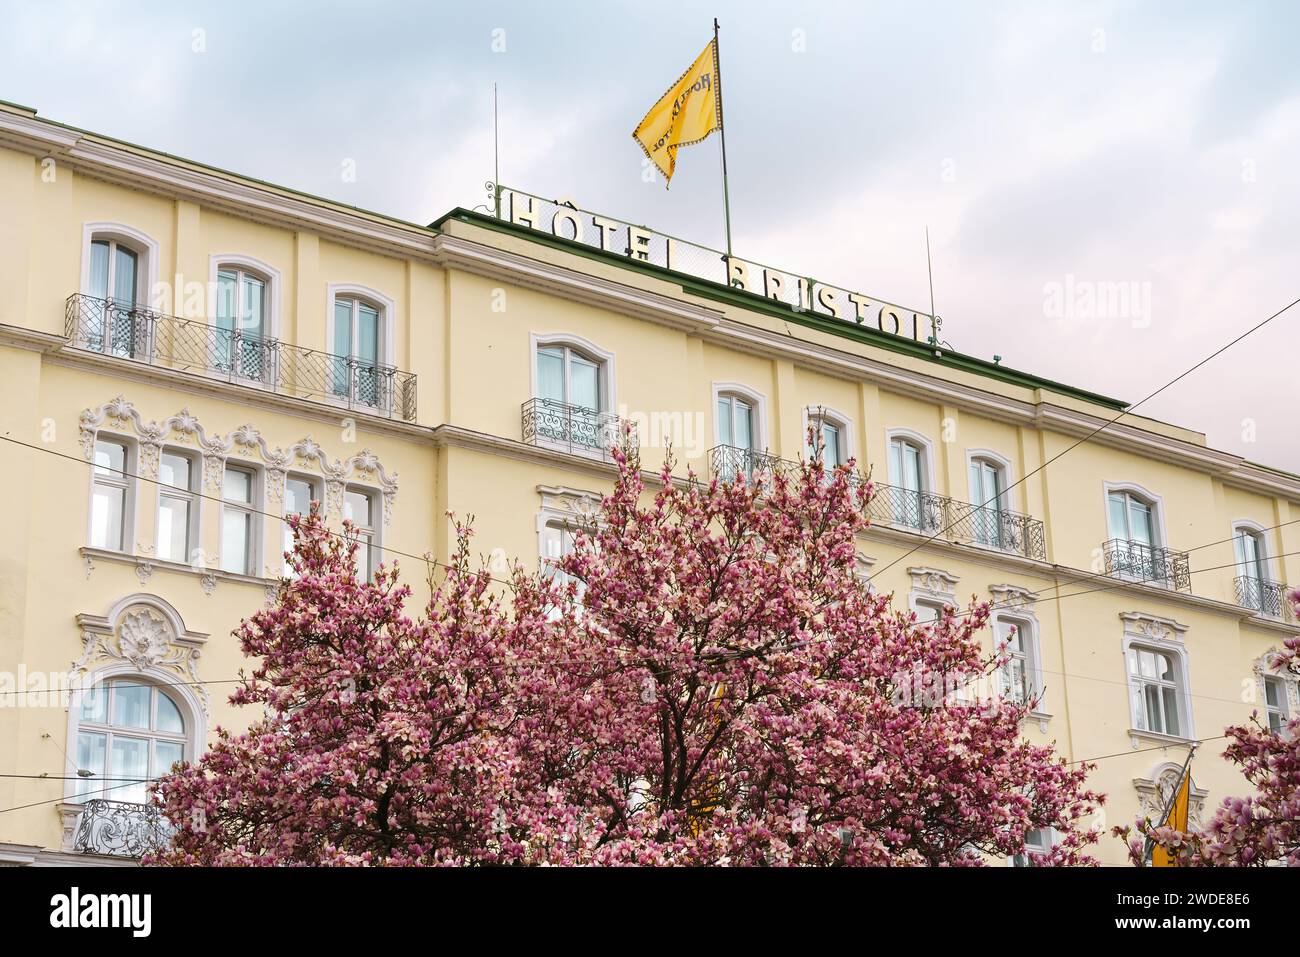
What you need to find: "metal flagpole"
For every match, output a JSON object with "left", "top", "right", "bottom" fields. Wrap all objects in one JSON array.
[
  {"left": 1142, "top": 742, "right": 1197, "bottom": 866},
  {"left": 713, "top": 18, "right": 734, "bottom": 257},
  {"left": 493, "top": 83, "right": 501, "bottom": 218}
]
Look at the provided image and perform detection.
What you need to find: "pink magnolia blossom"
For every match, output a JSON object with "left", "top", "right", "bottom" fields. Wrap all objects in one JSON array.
[{"left": 149, "top": 444, "right": 1102, "bottom": 866}]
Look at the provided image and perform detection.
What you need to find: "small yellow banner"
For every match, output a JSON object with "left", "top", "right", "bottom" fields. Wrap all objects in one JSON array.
[
  {"left": 631, "top": 39, "right": 721, "bottom": 186},
  {"left": 1151, "top": 770, "right": 1191, "bottom": 867}
]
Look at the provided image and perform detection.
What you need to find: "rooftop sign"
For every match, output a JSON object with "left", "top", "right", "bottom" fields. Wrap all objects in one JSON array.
[{"left": 495, "top": 186, "right": 942, "bottom": 346}]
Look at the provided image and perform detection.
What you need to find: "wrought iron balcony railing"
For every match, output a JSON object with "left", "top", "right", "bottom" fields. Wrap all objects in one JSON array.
[
  {"left": 865, "top": 481, "right": 1047, "bottom": 561},
  {"left": 707, "top": 446, "right": 1047, "bottom": 562},
  {"left": 1101, "top": 538, "right": 1192, "bottom": 593},
  {"left": 1235, "top": 575, "right": 1293, "bottom": 620},
  {"left": 72, "top": 799, "right": 172, "bottom": 858},
  {"left": 64, "top": 294, "right": 417, "bottom": 421},
  {"left": 708, "top": 443, "right": 799, "bottom": 484},
  {"left": 521, "top": 397, "right": 636, "bottom": 461}
]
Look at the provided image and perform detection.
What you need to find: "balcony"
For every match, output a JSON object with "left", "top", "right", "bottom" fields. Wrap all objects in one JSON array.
[
  {"left": 521, "top": 397, "right": 636, "bottom": 461},
  {"left": 71, "top": 799, "right": 171, "bottom": 858},
  {"left": 865, "top": 481, "right": 1047, "bottom": 561},
  {"left": 1235, "top": 575, "right": 1294, "bottom": 621},
  {"left": 1101, "top": 538, "right": 1191, "bottom": 593},
  {"left": 64, "top": 294, "right": 417, "bottom": 421},
  {"left": 707, "top": 446, "right": 1047, "bottom": 562}
]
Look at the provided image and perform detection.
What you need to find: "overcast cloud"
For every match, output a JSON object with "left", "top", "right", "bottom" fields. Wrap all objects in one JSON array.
[{"left": 2, "top": 0, "right": 1296, "bottom": 470}]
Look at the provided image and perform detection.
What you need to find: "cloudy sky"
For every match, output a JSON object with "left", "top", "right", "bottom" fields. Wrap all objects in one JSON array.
[{"left": 2, "top": 0, "right": 1296, "bottom": 470}]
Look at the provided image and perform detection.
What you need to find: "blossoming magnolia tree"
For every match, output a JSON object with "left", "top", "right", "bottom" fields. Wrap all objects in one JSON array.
[
  {"left": 150, "top": 446, "right": 1102, "bottom": 865},
  {"left": 1119, "top": 590, "right": 1300, "bottom": 866}
]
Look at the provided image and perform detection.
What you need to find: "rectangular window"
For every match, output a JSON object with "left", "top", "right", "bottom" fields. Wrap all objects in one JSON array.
[
  {"left": 282, "top": 475, "right": 318, "bottom": 575},
  {"left": 220, "top": 465, "right": 257, "bottom": 575},
  {"left": 157, "top": 451, "right": 196, "bottom": 563},
  {"left": 1127, "top": 646, "right": 1181, "bottom": 736},
  {"left": 994, "top": 616, "right": 1034, "bottom": 706},
  {"left": 1264, "top": 676, "right": 1287, "bottom": 734},
  {"left": 90, "top": 439, "right": 130, "bottom": 551},
  {"left": 344, "top": 487, "right": 377, "bottom": 580},
  {"left": 1012, "top": 828, "right": 1050, "bottom": 867}
]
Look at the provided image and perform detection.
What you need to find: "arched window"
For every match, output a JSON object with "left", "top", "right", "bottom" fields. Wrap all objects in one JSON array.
[
  {"left": 529, "top": 335, "right": 616, "bottom": 457},
  {"left": 1104, "top": 484, "right": 1171, "bottom": 583},
  {"left": 1232, "top": 524, "right": 1273, "bottom": 614},
  {"left": 73, "top": 678, "right": 188, "bottom": 806},
  {"left": 805, "top": 407, "right": 851, "bottom": 468},
  {"left": 887, "top": 432, "right": 931, "bottom": 530},
  {"left": 213, "top": 259, "right": 276, "bottom": 382},
  {"left": 328, "top": 285, "right": 394, "bottom": 410},
  {"left": 80, "top": 226, "right": 156, "bottom": 359},
  {"left": 968, "top": 453, "right": 1009, "bottom": 548}
]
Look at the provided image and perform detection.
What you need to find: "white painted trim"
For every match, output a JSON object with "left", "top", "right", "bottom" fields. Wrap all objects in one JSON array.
[
  {"left": 63, "top": 663, "right": 207, "bottom": 803},
  {"left": 965, "top": 447, "right": 1018, "bottom": 512},
  {"left": 1230, "top": 519, "right": 1272, "bottom": 577},
  {"left": 801, "top": 404, "right": 855, "bottom": 463},
  {"left": 529, "top": 332, "right": 617, "bottom": 412},
  {"left": 216, "top": 455, "right": 264, "bottom": 577},
  {"left": 885, "top": 427, "right": 939, "bottom": 493},
  {"left": 83, "top": 431, "right": 138, "bottom": 556},
  {"left": 207, "top": 253, "right": 283, "bottom": 340},
  {"left": 711, "top": 381, "right": 770, "bottom": 450},
  {"left": 989, "top": 603, "right": 1047, "bottom": 717},
  {"left": 1121, "top": 618, "right": 1196, "bottom": 742},
  {"left": 1102, "top": 480, "right": 1170, "bottom": 549},
  {"left": 79, "top": 222, "right": 161, "bottom": 308},
  {"left": 155, "top": 444, "right": 204, "bottom": 566},
  {"left": 326, "top": 283, "right": 397, "bottom": 366}
]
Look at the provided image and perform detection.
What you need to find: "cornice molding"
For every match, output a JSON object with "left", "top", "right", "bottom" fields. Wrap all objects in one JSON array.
[
  {"left": 430, "top": 234, "right": 723, "bottom": 335},
  {"left": 0, "top": 110, "right": 439, "bottom": 263}
]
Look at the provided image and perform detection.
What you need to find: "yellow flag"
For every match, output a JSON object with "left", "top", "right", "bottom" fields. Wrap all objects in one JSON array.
[
  {"left": 632, "top": 39, "right": 721, "bottom": 186},
  {"left": 1151, "top": 770, "right": 1191, "bottom": 867}
]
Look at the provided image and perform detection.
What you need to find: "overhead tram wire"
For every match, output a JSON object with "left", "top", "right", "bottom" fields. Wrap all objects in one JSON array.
[
  {"left": 2, "top": 425, "right": 1296, "bottom": 657},
  {"left": 2, "top": 426, "right": 1296, "bottom": 691},
  {"left": 866, "top": 294, "right": 1300, "bottom": 584}
]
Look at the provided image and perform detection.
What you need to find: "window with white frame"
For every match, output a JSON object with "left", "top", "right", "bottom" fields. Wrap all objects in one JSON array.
[
  {"left": 90, "top": 438, "right": 132, "bottom": 552},
  {"left": 993, "top": 613, "right": 1039, "bottom": 708},
  {"left": 344, "top": 486, "right": 378, "bottom": 580},
  {"left": 1264, "top": 675, "right": 1288, "bottom": 734},
  {"left": 1126, "top": 644, "right": 1184, "bottom": 737},
  {"left": 540, "top": 517, "right": 583, "bottom": 591},
  {"left": 968, "top": 455, "right": 1008, "bottom": 548},
  {"left": 1011, "top": 827, "right": 1052, "bottom": 867},
  {"left": 888, "top": 436, "right": 928, "bottom": 529},
  {"left": 85, "top": 235, "right": 145, "bottom": 357},
  {"left": 1106, "top": 488, "right": 1166, "bottom": 582},
  {"left": 282, "top": 474, "right": 319, "bottom": 575},
  {"left": 806, "top": 409, "right": 849, "bottom": 468},
  {"left": 534, "top": 340, "right": 612, "bottom": 453},
  {"left": 220, "top": 464, "right": 258, "bottom": 576},
  {"left": 214, "top": 264, "right": 271, "bottom": 380},
  {"left": 717, "top": 392, "right": 756, "bottom": 452},
  {"left": 331, "top": 295, "right": 385, "bottom": 407},
  {"left": 1233, "top": 525, "right": 1270, "bottom": 613},
  {"left": 73, "top": 678, "right": 187, "bottom": 805},
  {"left": 156, "top": 451, "right": 199, "bottom": 565}
]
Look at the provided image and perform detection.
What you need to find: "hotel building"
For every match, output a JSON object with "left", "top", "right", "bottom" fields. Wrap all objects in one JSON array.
[{"left": 0, "top": 98, "right": 1295, "bottom": 865}]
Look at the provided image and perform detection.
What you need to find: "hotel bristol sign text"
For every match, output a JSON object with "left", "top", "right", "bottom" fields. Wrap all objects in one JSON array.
[{"left": 499, "top": 188, "right": 940, "bottom": 345}]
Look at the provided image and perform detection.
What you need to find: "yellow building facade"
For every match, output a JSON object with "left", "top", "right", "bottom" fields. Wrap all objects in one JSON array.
[{"left": 0, "top": 99, "right": 1296, "bottom": 865}]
